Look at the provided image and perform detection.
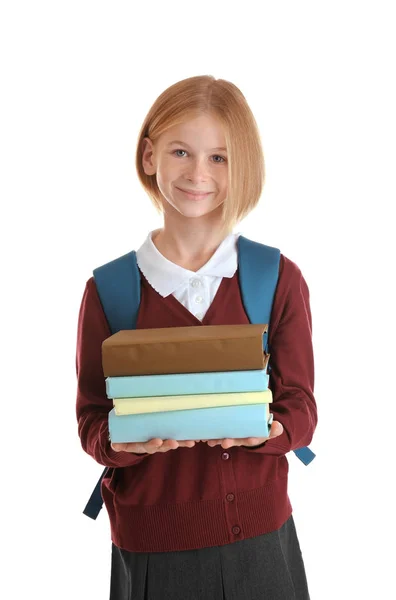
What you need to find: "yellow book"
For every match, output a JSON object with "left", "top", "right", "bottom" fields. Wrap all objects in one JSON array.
[{"left": 113, "top": 390, "right": 273, "bottom": 416}]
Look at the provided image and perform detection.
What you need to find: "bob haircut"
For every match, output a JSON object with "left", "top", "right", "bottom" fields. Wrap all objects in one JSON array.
[{"left": 135, "top": 75, "right": 265, "bottom": 231}]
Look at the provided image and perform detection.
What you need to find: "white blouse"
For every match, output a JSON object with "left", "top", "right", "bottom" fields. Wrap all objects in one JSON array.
[{"left": 136, "top": 230, "right": 240, "bottom": 321}]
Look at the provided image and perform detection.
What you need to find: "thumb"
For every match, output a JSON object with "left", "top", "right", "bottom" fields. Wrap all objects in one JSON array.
[{"left": 269, "top": 420, "right": 284, "bottom": 439}]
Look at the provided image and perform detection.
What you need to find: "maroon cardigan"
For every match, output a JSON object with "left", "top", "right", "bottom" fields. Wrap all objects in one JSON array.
[{"left": 76, "top": 254, "right": 317, "bottom": 552}]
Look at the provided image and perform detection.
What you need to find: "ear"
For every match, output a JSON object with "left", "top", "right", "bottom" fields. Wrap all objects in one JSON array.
[{"left": 141, "top": 137, "right": 157, "bottom": 176}]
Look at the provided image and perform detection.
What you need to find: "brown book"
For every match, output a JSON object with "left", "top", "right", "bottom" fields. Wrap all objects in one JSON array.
[{"left": 102, "top": 324, "right": 269, "bottom": 377}]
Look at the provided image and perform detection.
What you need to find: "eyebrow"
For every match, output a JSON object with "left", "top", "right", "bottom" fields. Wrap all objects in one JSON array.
[{"left": 167, "top": 140, "right": 227, "bottom": 152}]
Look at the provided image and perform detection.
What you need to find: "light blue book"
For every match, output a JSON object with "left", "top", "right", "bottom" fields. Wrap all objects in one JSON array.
[
  {"left": 106, "top": 369, "right": 269, "bottom": 399},
  {"left": 108, "top": 403, "right": 271, "bottom": 443}
]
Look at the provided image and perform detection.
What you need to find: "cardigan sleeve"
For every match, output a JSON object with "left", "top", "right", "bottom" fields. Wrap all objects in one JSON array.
[
  {"left": 239, "top": 254, "right": 318, "bottom": 456},
  {"left": 76, "top": 277, "right": 149, "bottom": 468}
]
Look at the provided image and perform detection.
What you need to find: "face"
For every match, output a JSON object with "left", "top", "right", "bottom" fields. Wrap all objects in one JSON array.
[{"left": 142, "top": 114, "right": 228, "bottom": 220}]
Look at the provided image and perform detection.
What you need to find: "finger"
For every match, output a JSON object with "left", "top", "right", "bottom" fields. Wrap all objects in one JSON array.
[
  {"left": 244, "top": 437, "right": 264, "bottom": 447},
  {"left": 157, "top": 439, "right": 179, "bottom": 452},
  {"left": 111, "top": 442, "right": 148, "bottom": 453},
  {"left": 207, "top": 439, "right": 236, "bottom": 449},
  {"left": 111, "top": 439, "right": 163, "bottom": 454},
  {"left": 220, "top": 438, "right": 236, "bottom": 449},
  {"left": 110, "top": 442, "right": 128, "bottom": 452},
  {"left": 206, "top": 439, "right": 221, "bottom": 447},
  {"left": 178, "top": 440, "right": 196, "bottom": 448},
  {"left": 268, "top": 421, "right": 283, "bottom": 438},
  {"left": 141, "top": 438, "right": 165, "bottom": 454}
]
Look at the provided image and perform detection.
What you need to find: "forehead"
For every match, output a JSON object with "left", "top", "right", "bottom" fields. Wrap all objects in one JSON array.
[{"left": 160, "top": 115, "right": 226, "bottom": 149}]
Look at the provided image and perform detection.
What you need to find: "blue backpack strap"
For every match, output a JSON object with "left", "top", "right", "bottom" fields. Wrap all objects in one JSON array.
[
  {"left": 237, "top": 236, "right": 279, "bottom": 355},
  {"left": 83, "top": 251, "right": 141, "bottom": 519},
  {"left": 93, "top": 250, "right": 141, "bottom": 333},
  {"left": 237, "top": 236, "right": 316, "bottom": 466},
  {"left": 82, "top": 467, "right": 110, "bottom": 519}
]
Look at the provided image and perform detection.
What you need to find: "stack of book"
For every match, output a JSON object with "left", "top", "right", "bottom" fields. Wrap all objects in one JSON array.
[{"left": 103, "top": 324, "right": 274, "bottom": 443}]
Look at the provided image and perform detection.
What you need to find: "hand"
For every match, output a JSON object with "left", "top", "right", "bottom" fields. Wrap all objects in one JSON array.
[
  {"left": 203, "top": 420, "right": 284, "bottom": 449},
  {"left": 110, "top": 438, "right": 196, "bottom": 454}
]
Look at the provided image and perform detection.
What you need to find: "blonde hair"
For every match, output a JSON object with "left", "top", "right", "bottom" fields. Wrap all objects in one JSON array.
[{"left": 135, "top": 75, "right": 265, "bottom": 231}]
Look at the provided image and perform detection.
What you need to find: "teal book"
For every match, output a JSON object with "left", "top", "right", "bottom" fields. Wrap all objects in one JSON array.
[
  {"left": 108, "top": 403, "right": 271, "bottom": 443},
  {"left": 106, "top": 369, "right": 269, "bottom": 399}
]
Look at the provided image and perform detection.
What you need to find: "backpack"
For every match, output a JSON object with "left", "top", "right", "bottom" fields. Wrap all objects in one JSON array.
[{"left": 83, "top": 235, "right": 316, "bottom": 519}]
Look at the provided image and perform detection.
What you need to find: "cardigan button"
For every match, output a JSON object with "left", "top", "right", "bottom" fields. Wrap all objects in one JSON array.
[
  {"left": 226, "top": 493, "right": 235, "bottom": 502},
  {"left": 221, "top": 452, "right": 230, "bottom": 461},
  {"left": 232, "top": 526, "right": 241, "bottom": 535}
]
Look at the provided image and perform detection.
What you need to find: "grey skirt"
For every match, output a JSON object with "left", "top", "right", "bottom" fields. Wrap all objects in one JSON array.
[{"left": 109, "top": 514, "right": 310, "bottom": 600}]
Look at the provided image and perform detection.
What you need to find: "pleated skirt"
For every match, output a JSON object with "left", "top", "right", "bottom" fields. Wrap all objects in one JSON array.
[{"left": 109, "top": 514, "right": 310, "bottom": 600}]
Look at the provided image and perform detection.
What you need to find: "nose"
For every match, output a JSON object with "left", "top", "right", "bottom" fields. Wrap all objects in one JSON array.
[{"left": 184, "top": 156, "right": 209, "bottom": 183}]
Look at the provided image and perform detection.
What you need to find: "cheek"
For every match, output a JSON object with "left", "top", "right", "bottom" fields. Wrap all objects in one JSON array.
[
  {"left": 218, "top": 171, "right": 228, "bottom": 191},
  {"left": 157, "top": 159, "right": 178, "bottom": 187},
  {"left": 156, "top": 165, "right": 179, "bottom": 203}
]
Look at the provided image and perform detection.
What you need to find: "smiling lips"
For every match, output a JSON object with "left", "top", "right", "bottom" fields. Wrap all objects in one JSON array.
[{"left": 176, "top": 187, "right": 214, "bottom": 200}]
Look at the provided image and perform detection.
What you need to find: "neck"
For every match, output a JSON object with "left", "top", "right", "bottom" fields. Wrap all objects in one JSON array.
[{"left": 152, "top": 210, "right": 233, "bottom": 272}]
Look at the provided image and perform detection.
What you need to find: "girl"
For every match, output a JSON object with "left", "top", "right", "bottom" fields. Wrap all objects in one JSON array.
[{"left": 76, "top": 75, "right": 317, "bottom": 600}]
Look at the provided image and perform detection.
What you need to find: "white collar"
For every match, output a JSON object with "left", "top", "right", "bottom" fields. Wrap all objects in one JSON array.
[{"left": 136, "top": 230, "right": 240, "bottom": 297}]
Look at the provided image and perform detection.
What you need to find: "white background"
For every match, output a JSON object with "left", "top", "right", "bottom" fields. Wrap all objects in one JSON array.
[{"left": 1, "top": 1, "right": 395, "bottom": 598}]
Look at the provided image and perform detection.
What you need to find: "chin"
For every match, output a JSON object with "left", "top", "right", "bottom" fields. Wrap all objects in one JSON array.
[{"left": 176, "top": 204, "right": 223, "bottom": 220}]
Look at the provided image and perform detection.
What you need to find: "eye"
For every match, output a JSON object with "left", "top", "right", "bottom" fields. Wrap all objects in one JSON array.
[
  {"left": 212, "top": 155, "right": 226, "bottom": 163},
  {"left": 173, "top": 149, "right": 188, "bottom": 157}
]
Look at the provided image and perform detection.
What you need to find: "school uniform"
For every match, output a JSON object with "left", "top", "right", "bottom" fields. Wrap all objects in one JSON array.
[{"left": 76, "top": 231, "right": 316, "bottom": 599}]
